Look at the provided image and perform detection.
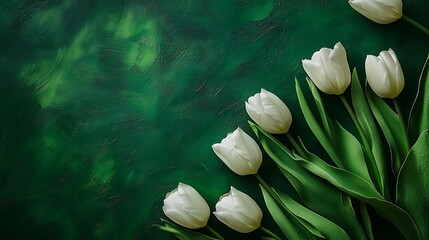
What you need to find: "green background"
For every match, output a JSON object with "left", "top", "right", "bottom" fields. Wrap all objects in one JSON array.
[{"left": 0, "top": 0, "right": 428, "bottom": 239}]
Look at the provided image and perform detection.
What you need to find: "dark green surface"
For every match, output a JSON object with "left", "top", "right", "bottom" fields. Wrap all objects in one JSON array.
[{"left": 0, "top": 0, "right": 428, "bottom": 239}]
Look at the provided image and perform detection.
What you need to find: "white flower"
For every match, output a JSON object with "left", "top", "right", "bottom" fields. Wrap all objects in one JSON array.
[
  {"left": 245, "top": 89, "right": 292, "bottom": 134},
  {"left": 349, "top": 0, "right": 402, "bottom": 24},
  {"left": 212, "top": 127, "right": 262, "bottom": 176},
  {"left": 302, "top": 42, "right": 351, "bottom": 95},
  {"left": 365, "top": 49, "right": 404, "bottom": 99},
  {"left": 214, "top": 187, "right": 263, "bottom": 233},
  {"left": 162, "top": 183, "right": 210, "bottom": 229}
]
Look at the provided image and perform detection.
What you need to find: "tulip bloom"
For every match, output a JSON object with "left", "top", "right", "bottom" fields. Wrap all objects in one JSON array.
[
  {"left": 162, "top": 183, "right": 210, "bottom": 229},
  {"left": 365, "top": 49, "right": 404, "bottom": 99},
  {"left": 302, "top": 42, "right": 351, "bottom": 95},
  {"left": 245, "top": 89, "right": 292, "bottom": 134},
  {"left": 212, "top": 127, "right": 262, "bottom": 176},
  {"left": 349, "top": 0, "right": 402, "bottom": 24},
  {"left": 214, "top": 187, "right": 263, "bottom": 233}
]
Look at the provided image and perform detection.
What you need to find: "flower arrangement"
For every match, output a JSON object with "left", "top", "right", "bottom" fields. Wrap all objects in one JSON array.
[{"left": 157, "top": 1, "right": 429, "bottom": 239}]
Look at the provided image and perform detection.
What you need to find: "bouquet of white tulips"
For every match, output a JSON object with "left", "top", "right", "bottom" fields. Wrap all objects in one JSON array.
[{"left": 157, "top": 2, "right": 429, "bottom": 239}]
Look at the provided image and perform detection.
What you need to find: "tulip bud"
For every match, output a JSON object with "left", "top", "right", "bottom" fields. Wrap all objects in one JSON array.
[
  {"left": 349, "top": 0, "right": 402, "bottom": 24},
  {"left": 212, "top": 127, "right": 262, "bottom": 176},
  {"left": 214, "top": 187, "right": 263, "bottom": 233},
  {"left": 245, "top": 89, "right": 292, "bottom": 134},
  {"left": 162, "top": 183, "right": 210, "bottom": 229},
  {"left": 302, "top": 42, "right": 351, "bottom": 95},
  {"left": 365, "top": 49, "right": 404, "bottom": 99}
]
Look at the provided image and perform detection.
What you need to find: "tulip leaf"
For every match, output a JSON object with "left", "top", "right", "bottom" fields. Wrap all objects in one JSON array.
[
  {"left": 359, "top": 203, "right": 374, "bottom": 240},
  {"left": 294, "top": 143, "right": 421, "bottom": 240},
  {"left": 397, "top": 130, "right": 429, "bottom": 239},
  {"left": 250, "top": 121, "right": 367, "bottom": 240},
  {"left": 295, "top": 79, "right": 342, "bottom": 168},
  {"left": 297, "top": 79, "right": 373, "bottom": 185},
  {"left": 158, "top": 219, "right": 218, "bottom": 240},
  {"left": 408, "top": 54, "right": 429, "bottom": 144},
  {"left": 274, "top": 188, "right": 351, "bottom": 240},
  {"left": 351, "top": 68, "right": 385, "bottom": 196},
  {"left": 306, "top": 77, "right": 332, "bottom": 138},
  {"left": 259, "top": 184, "right": 316, "bottom": 240},
  {"left": 366, "top": 86, "right": 409, "bottom": 177},
  {"left": 261, "top": 238, "right": 276, "bottom": 240}
]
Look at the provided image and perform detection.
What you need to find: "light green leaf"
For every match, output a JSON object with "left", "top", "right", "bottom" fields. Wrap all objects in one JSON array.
[
  {"left": 359, "top": 203, "right": 374, "bottom": 240},
  {"left": 366, "top": 86, "right": 409, "bottom": 177},
  {"left": 275, "top": 189, "right": 351, "bottom": 240},
  {"left": 351, "top": 68, "right": 385, "bottom": 196},
  {"left": 158, "top": 219, "right": 218, "bottom": 240},
  {"left": 298, "top": 79, "right": 373, "bottom": 186},
  {"left": 250, "top": 122, "right": 367, "bottom": 240},
  {"left": 295, "top": 144, "right": 421, "bottom": 240},
  {"left": 397, "top": 130, "right": 429, "bottom": 239},
  {"left": 259, "top": 185, "right": 316, "bottom": 240},
  {"left": 296, "top": 79, "right": 342, "bottom": 168},
  {"left": 306, "top": 77, "right": 332, "bottom": 138},
  {"left": 408, "top": 54, "right": 429, "bottom": 144}
]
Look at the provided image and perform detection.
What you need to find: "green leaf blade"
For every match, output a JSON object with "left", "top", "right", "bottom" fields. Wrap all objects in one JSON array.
[
  {"left": 295, "top": 145, "right": 421, "bottom": 240},
  {"left": 351, "top": 68, "right": 386, "bottom": 195},
  {"left": 158, "top": 219, "right": 218, "bottom": 240},
  {"left": 408, "top": 54, "right": 429, "bottom": 144},
  {"left": 275, "top": 189, "right": 351, "bottom": 240},
  {"left": 366, "top": 86, "right": 409, "bottom": 177},
  {"left": 259, "top": 185, "right": 316, "bottom": 240},
  {"left": 250, "top": 122, "right": 367, "bottom": 240},
  {"left": 397, "top": 130, "right": 429, "bottom": 239}
]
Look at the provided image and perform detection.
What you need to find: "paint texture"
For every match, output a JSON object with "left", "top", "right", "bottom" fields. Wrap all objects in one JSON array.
[{"left": 0, "top": 0, "right": 428, "bottom": 239}]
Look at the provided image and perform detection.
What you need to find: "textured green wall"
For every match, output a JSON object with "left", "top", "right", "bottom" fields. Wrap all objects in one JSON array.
[{"left": 0, "top": 0, "right": 428, "bottom": 239}]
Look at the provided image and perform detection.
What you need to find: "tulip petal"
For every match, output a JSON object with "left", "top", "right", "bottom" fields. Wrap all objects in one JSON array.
[
  {"left": 365, "top": 55, "right": 394, "bottom": 98},
  {"left": 212, "top": 143, "right": 252, "bottom": 175},
  {"left": 214, "top": 187, "right": 262, "bottom": 233},
  {"left": 302, "top": 59, "right": 336, "bottom": 94},
  {"left": 177, "top": 183, "right": 210, "bottom": 224},
  {"left": 349, "top": 0, "right": 402, "bottom": 24}
]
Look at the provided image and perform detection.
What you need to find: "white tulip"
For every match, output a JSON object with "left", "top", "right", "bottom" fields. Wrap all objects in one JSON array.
[
  {"left": 349, "top": 0, "right": 402, "bottom": 24},
  {"left": 245, "top": 89, "right": 292, "bottom": 134},
  {"left": 302, "top": 42, "right": 351, "bottom": 95},
  {"left": 162, "top": 183, "right": 210, "bottom": 229},
  {"left": 214, "top": 187, "right": 263, "bottom": 233},
  {"left": 212, "top": 127, "right": 262, "bottom": 176},
  {"left": 365, "top": 49, "right": 404, "bottom": 99}
]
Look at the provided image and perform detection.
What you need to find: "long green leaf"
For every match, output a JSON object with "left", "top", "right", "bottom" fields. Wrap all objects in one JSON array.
[
  {"left": 298, "top": 79, "right": 373, "bottom": 186},
  {"left": 408, "top": 54, "right": 429, "bottom": 144},
  {"left": 306, "top": 77, "right": 332, "bottom": 138},
  {"left": 351, "top": 68, "right": 386, "bottom": 196},
  {"left": 274, "top": 189, "right": 351, "bottom": 240},
  {"left": 295, "top": 144, "right": 421, "bottom": 240},
  {"left": 259, "top": 185, "right": 316, "bottom": 240},
  {"left": 295, "top": 79, "right": 343, "bottom": 168},
  {"left": 250, "top": 122, "right": 367, "bottom": 240},
  {"left": 158, "top": 219, "right": 219, "bottom": 240},
  {"left": 397, "top": 130, "right": 429, "bottom": 239},
  {"left": 366, "top": 86, "right": 409, "bottom": 177},
  {"left": 359, "top": 203, "right": 374, "bottom": 240}
]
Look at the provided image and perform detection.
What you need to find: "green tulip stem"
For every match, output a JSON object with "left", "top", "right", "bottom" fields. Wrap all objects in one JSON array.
[
  {"left": 285, "top": 133, "right": 306, "bottom": 158},
  {"left": 205, "top": 225, "right": 225, "bottom": 240},
  {"left": 402, "top": 15, "right": 429, "bottom": 38},
  {"left": 260, "top": 226, "right": 282, "bottom": 240},
  {"left": 393, "top": 98, "right": 404, "bottom": 127},
  {"left": 255, "top": 174, "right": 288, "bottom": 212},
  {"left": 393, "top": 98, "right": 410, "bottom": 150},
  {"left": 340, "top": 95, "right": 383, "bottom": 193}
]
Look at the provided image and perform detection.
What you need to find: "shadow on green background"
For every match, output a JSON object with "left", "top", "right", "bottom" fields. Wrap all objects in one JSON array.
[{"left": 0, "top": 0, "right": 428, "bottom": 239}]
